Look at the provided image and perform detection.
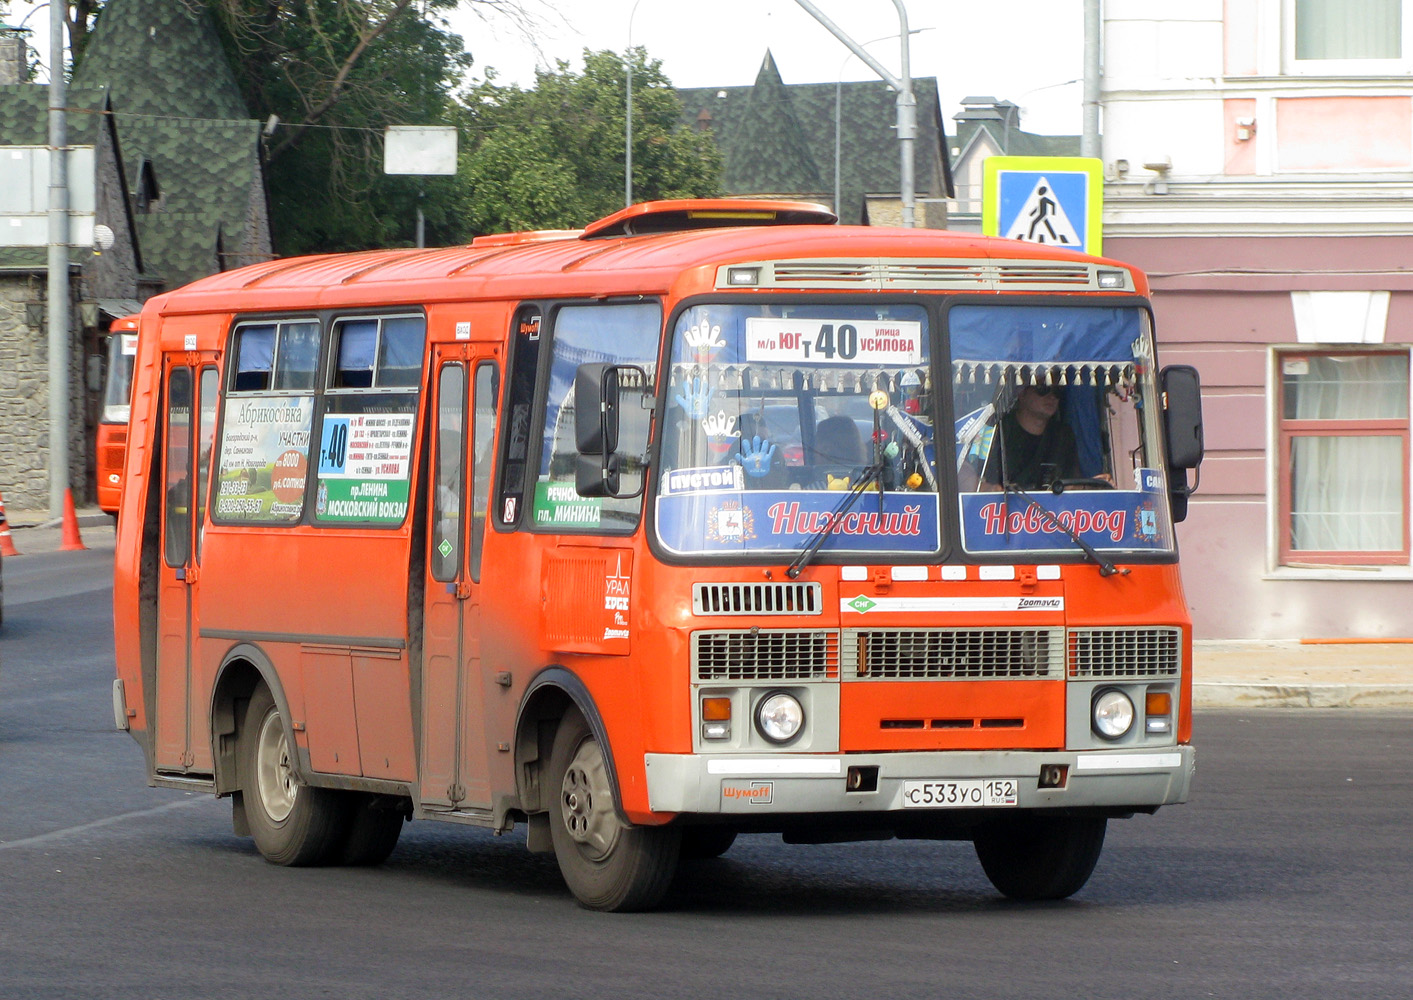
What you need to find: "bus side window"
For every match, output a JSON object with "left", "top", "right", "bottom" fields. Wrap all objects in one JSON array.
[
  {"left": 431, "top": 364, "right": 465, "bottom": 583},
  {"left": 233, "top": 326, "right": 274, "bottom": 392},
  {"left": 537, "top": 302, "right": 660, "bottom": 531},
  {"left": 164, "top": 367, "right": 193, "bottom": 567},
  {"left": 471, "top": 362, "right": 499, "bottom": 580},
  {"left": 196, "top": 367, "right": 218, "bottom": 561},
  {"left": 495, "top": 306, "right": 542, "bottom": 528},
  {"left": 333, "top": 320, "right": 377, "bottom": 389},
  {"left": 314, "top": 314, "right": 425, "bottom": 527}
]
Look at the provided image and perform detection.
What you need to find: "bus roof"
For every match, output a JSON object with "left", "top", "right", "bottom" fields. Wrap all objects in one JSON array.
[{"left": 142, "top": 200, "right": 1144, "bottom": 315}]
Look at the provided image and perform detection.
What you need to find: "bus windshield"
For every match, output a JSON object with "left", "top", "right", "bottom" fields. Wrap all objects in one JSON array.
[
  {"left": 950, "top": 303, "right": 1176, "bottom": 556},
  {"left": 103, "top": 331, "right": 137, "bottom": 424},
  {"left": 655, "top": 302, "right": 941, "bottom": 558}
]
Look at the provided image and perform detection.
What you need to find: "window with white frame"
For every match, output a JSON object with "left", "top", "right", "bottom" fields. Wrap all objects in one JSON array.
[
  {"left": 1287, "top": 0, "right": 1410, "bottom": 71},
  {"left": 1277, "top": 350, "right": 1410, "bottom": 566}
]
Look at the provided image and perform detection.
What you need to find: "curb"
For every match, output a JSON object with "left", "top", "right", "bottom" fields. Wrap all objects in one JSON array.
[
  {"left": 1194, "top": 682, "right": 1413, "bottom": 709},
  {"left": 6, "top": 512, "right": 112, "bottom": 531}
]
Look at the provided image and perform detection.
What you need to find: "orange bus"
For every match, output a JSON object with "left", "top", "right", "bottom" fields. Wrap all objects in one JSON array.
[
  {"left": 97, "top": 314, "right": 141, "bottom": 518},
  {"left": 113, "top": 199, "right": 1205, "bottom": 911}
]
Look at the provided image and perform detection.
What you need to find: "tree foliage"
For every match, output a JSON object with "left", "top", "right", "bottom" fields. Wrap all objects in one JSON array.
[
  {"left": 455, "top": 49, "right": 722, "bottom": 236},
  {"left": 205, "top": 0, "right": 481, "bottom": 254}
]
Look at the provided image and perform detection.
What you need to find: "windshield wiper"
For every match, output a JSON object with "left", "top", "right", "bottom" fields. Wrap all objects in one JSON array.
[
  {"left": 988, "top": 382, "right": 1126, "bottom": 577},
  {"left": 999, "top": 482, "right": 1129, "bottom": 578},
  {"left": 785, "top": 462, "right": 886, "bottom": 579}
]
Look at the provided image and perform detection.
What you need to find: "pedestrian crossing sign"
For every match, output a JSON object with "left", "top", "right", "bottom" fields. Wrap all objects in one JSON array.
[{"left": 981, "top": 156, "right": 1103, "bottom": 257}]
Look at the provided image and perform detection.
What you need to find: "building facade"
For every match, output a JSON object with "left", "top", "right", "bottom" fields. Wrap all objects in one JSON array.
[{"left": 1100, "top": 0, "right": 1413, "bottom": 638}]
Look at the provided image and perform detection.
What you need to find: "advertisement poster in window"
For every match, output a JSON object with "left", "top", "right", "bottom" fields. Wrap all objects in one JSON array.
[
  {"left": 215, "top": 396, "right": 314, "bottom": 522},
  {"left": 315, "top": 413, "right": 416, "bottom": 523}
]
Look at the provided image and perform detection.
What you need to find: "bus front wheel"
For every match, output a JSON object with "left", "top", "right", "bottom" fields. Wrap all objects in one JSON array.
[
  {"left": 239, "top": 686, "right": 347, "bottom": 866},
  {"left": 546, "top": 709, "right": 680, "bottom": 911},
  {"left": 973, "top": 815, "right": 1107, "bottom": 901}
]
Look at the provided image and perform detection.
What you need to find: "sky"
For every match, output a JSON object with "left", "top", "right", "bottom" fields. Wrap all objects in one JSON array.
[{"left": 6, "top": 0, "right": 1085, "bottom": 136}]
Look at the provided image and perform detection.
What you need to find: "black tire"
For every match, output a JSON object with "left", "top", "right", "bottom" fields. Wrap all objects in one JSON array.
[
  {"left": 679, "top": 827, "right": 737, "bottom": 861},
  {"left": 336, "top": 794, "right": 405, "bottom": 866},
  {"left": 973, "top": 815, "right": 1107, "bottom": 901},
  {"left": 238, "top": 686, "right": 348, "bottom": 866},
  {"left": 547, "top": 709, "right": 680, "bottom": 911}
]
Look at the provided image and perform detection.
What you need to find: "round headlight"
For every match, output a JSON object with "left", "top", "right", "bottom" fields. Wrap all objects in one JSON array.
[
  {"left": 756, "top": 692, "right": 804, "bottom": 744},
  {"left": 1092, "top": 689, "right": 1135, "bottom": 740}
]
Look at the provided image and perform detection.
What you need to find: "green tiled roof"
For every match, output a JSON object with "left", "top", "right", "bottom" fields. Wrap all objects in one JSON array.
[
  {"left": 678, "top": 51, "right": 951, "bottom": 224},
  {"left": 0, "top": 84, "right": 126, "bottom": 272},
  {"left": 0, "top": 83, "right": 108, "bottom": 145},
  {"left": 68, "top": 0, "right": 267, "bottom": 290}
]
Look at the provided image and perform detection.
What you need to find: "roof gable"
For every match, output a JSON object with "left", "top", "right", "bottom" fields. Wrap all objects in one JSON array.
[
  {"left": 678, "top": 55, "right": 950, "bottom": 224},
  {"left": 72, "top": 0, "right": 248, "bottom": 121},
  {"left": 66, "top": 0, "right": 269, "bottom": 289}
]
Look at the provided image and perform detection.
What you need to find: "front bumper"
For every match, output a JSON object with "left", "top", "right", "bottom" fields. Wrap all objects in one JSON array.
[{"left": 645, "top": 744, "right": 1194, "bottom": 815}]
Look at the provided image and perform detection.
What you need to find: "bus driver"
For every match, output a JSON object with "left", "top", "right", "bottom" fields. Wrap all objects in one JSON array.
[{"left": 982, "top": 384, "right": 1081, "bottom": 491}]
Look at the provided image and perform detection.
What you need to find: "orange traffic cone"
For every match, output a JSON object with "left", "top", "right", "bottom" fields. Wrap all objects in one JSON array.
[
  {"left": 60, "top": 488, "right": 87, "bottom": 552},
  {"left": 0, "top": 491, "right": 20, "bottom": 557}
]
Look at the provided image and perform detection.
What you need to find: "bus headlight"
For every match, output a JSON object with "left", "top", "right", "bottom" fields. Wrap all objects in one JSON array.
[
  {"left": 1092, "top": 689, "right": 1135, "bottom": 740},
  {"left": 755, "top": 692, "right": 804, "bottom": 744}
]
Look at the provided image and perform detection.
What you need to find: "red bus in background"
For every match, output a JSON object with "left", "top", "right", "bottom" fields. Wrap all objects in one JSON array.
[{"left": 97, "top": 314, "right": 140, "bottom": 518}]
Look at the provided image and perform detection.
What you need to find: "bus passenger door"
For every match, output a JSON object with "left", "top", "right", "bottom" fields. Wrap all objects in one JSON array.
[
  {"left": 420, "top": 352, "right": 498, "bottom": 812},
  {"left": 155, "top": 362, "right": 217, "bottom": 771}
]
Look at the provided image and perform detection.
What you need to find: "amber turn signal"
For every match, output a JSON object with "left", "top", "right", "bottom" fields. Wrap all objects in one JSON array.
[
  {"left": 1146, "top": 691, "right": 1172, "bottom": 716},
  {"left": 701, "top": 697, "right": 732, "bottom": 721}
]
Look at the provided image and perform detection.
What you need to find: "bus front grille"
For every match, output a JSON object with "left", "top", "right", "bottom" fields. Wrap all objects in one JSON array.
[
  {"left": 1068, "top": 627, "right": 1182, "bottom": 678},
  {"left": 693, "top": 582, "right": 822, "bottom": 616},
  {"left": 842, "top": 628, "right": 1064, "bottom": 680},
  {"left": 693, "top": 629, "right": 839, "bottom": 682}
]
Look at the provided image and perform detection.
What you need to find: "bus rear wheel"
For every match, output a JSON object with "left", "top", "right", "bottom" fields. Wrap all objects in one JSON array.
[
  {"left": 547, "top": 709, "right": 680, "bottom": 911},
  {"left": 239, "top": 686, "right": 347, "bottom": 866},
  {"left": 973, "top": 815, "right": 1107, "bottom": 901}
]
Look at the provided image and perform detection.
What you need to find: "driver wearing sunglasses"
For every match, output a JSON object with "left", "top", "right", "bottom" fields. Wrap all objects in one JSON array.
[{"left": 981, "top": 383, "right": 1082, "bottom": 491}]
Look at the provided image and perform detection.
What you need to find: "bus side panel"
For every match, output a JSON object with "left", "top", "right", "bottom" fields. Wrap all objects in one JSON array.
[{"left": 196, "top": 528, "right": 415, "bottom": 780}]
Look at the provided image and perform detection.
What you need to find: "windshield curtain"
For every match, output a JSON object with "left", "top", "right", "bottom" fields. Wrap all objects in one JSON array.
[
  {"left": 655, "top": 302, "right": 940, "bottom": 559},
  {"left": 949, "top": 303, "right": 1175, "bottom": 556}
]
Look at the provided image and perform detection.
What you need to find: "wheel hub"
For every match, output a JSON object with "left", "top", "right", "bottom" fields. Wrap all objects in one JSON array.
[
  {"left": 256, "top": 710, "right": 297, "bottom": 823},
  {"left": 559, "top": 737, "right": 619, "bottom": 860}
]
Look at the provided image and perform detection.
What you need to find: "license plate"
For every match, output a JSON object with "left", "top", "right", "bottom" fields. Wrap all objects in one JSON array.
[{"left": 901, "top": 778, "right": 1019, "bottom": 808}]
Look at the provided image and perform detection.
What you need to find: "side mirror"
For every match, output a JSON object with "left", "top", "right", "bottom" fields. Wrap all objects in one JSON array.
[
  {"left": 575, "top": 363, "right": 620, "bottom": 456},
  {"left": 574, "top": 363, "right": 649, "bottom": 498},
  {"left": 1161, "top": 365, "right": 1204, "bottom": 470},
  {"left": 1161, "top": 364, "right": 1203, "bottom": 523}
]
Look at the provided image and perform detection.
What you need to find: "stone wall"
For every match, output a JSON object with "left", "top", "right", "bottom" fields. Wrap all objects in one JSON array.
[{"left": 0, "top": 274, "right": 86, "bottom": 511}]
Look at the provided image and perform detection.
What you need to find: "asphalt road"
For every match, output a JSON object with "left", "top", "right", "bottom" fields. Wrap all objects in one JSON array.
[{"left": 2, "top": 542, "right": 1411, "bottom": 999}]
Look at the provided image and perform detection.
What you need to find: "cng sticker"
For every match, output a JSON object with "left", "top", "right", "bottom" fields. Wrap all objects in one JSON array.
[
  {"left": 847, "top": 595, "right": 877, "bottom": 613},
  {"left": 438, "top": 538, "right": 453, "bottom": 559}
]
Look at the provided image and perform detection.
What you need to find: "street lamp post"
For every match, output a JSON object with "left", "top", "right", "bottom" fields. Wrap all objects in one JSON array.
[
  {"left": 47, "top": 0, "right": 71, "bottom": 517},
  {"left": 835, "top": 27, "right": 931, "bottom": 220},
  {"left": 625, "top": 0, "right": 645, "bottom": 208},
  {"left": 798, "top": 0, "right": 918, "bottom": 227}
]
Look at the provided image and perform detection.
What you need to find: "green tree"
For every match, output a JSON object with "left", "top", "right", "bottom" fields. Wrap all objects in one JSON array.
[
  {"left": 205, "top": 0, "right": 478, "bottom": 253},
  {"left": 456, "top": 48, "right": 721, "bottom": 236}
]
